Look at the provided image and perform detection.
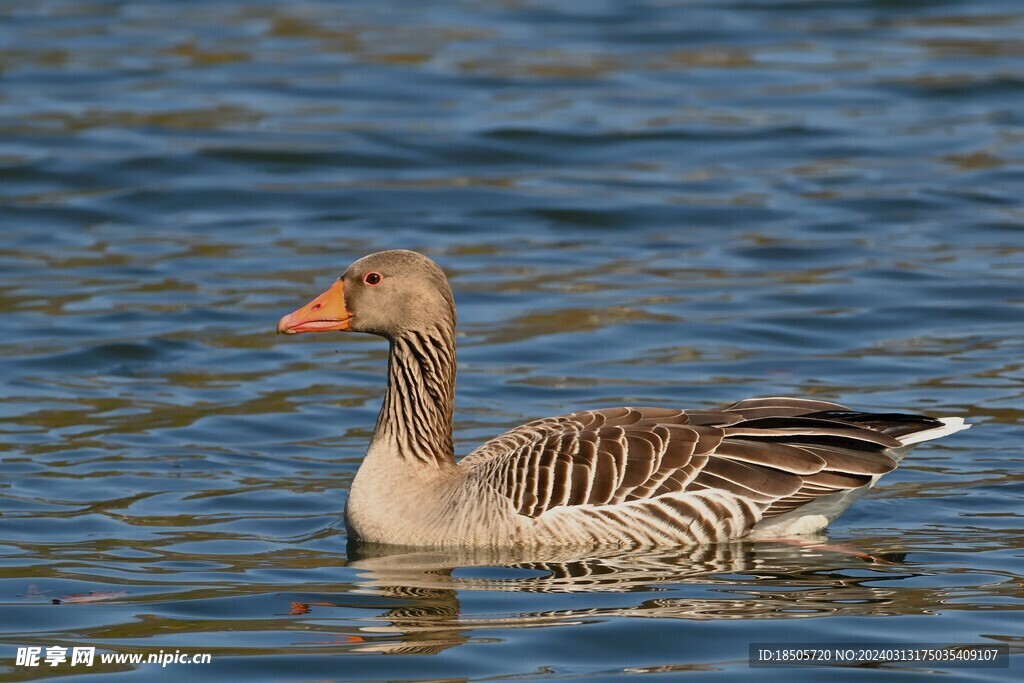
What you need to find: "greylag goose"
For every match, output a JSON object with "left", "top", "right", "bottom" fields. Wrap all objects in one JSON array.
[{"left": 277, "top": 249, "right": 969, "bottom": 548}]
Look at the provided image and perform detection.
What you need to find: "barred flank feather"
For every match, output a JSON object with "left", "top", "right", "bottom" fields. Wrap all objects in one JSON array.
[{"left": 455, "top": 398, "right": 968, "bottom": 546}]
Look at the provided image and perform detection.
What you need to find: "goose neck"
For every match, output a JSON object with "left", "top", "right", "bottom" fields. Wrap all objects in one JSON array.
[{"left": 374, "top": 325, "right": 457, "bottom": 467}]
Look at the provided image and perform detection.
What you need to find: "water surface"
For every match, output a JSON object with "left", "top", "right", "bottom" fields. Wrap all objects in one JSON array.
[{"left": 1, "top": 0, "right": 1022, "bottom": 680}]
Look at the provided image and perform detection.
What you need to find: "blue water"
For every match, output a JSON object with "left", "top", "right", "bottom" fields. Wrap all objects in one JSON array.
[{"left": 1, "top": 0, "right": 1022, "bottom": 680}]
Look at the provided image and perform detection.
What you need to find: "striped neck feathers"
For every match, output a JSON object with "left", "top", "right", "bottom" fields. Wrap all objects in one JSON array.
[{"left": 374, "top": 324, "right": 457, "bottom": 467}]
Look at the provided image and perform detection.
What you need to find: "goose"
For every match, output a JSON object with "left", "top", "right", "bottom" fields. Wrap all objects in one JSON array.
[{"left": 277, "top": 249, "right": 970, "bottom": 548}]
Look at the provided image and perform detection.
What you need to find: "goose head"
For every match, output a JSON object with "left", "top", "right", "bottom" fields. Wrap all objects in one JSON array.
[{"left": 277, "top": 249, "right": 456, "bottom": 340}]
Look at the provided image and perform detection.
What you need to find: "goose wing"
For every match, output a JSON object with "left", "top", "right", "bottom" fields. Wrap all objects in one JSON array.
[{"left": 462, "top": 398, "right": 942, "bottom": 527}]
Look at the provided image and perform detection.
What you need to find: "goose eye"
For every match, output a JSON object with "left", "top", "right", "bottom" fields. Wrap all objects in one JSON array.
[{"left": 363, "top": 272, "right": 383, "bottom": 286}]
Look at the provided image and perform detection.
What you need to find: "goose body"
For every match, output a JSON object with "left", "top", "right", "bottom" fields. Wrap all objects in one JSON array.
[{"left": 278, "top": 250, "right": 969, "bottom": 548}]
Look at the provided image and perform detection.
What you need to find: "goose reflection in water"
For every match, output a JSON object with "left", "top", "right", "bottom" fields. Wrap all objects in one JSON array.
[{"left": 315, "top": 539, "right": 933, "bottom": 656}]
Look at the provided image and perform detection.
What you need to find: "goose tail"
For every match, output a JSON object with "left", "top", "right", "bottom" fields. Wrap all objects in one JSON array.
[{"left": 896, "top": 417, "right": 970, "bottom": 447}]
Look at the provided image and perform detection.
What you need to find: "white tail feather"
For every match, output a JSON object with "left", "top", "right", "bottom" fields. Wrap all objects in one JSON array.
[{"left": 897, "top": 417, "right": 970, "bottom": 446}]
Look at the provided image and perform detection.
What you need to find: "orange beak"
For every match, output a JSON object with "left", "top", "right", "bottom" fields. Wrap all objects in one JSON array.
[{"left": 277, "top": 280, "right": 352, "bottom": 335}]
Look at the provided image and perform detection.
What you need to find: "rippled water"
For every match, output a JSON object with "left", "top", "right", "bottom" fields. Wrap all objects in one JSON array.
[{"left": 1, "top": 0, "right": 1023, "bottom": 680}]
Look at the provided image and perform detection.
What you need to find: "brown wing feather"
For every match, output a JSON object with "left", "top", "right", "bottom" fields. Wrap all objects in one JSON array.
[{"left": 463, "top": 400, "right": 941, "bottom": 522}]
